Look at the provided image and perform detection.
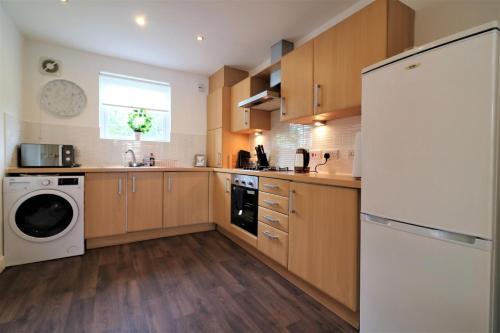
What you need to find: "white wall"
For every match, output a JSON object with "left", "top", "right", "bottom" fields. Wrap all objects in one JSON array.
[
  {"left": 16, "top": 39, "right": 208, "bottom": 167},
  {"left": 403, "top": 0, "right": 500, "bottom": 45},
  {"left": 0, "top": 3, "right": 24, "bottom": 260}
]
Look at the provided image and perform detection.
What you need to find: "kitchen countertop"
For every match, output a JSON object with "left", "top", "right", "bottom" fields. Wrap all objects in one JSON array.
[
  {"left": 6, "top": 166, "right": 214, "bottom": 173},
  {"left": 214, "top": 168, "right": 361, "bottom": 189},
  {"left": 6, "top": 166, "right": 361, "bottom": 189}
]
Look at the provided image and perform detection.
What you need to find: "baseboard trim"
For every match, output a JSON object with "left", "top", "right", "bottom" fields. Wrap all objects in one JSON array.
[
  {"left": 217, "top": 226, "right": 360, "bottom": 329},
  {"left": 0, "top": 256, "right": 5, "bottom": 274},
  {"left": 86, "top": 223, "right": 216, "bottom": 249}
]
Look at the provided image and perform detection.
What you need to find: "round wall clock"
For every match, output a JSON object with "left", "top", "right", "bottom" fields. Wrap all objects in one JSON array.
[{"left": 40, "top": 79, "right": 87, "bottom": 117}]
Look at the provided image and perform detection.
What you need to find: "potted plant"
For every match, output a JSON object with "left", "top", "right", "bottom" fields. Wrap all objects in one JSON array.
[{"left": 128, "top": 108, "right": 152, "bottom": 140}]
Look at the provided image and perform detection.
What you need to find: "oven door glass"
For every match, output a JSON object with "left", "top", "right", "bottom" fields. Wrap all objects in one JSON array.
[{"left": 231, "top": 185, "right": 258, "bottom": 236}]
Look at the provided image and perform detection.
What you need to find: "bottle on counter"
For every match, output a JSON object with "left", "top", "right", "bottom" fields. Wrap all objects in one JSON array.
[{"left": 149, "top": 153, "right": 155, "bottom": 166}]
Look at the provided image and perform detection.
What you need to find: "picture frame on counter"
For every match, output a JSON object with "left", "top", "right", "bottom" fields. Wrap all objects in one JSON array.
[{"left": 194, "top": 154, "right": 206, "bottom": 167}]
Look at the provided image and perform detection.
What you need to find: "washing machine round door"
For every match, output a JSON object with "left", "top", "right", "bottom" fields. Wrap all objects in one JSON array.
[{"left": 9, "top": 189, "right": 79, "bottom": 242}]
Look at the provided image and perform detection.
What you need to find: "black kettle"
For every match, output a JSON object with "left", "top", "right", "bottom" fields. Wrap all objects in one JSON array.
[{"left": 294, "top": 148, "right": 310, "bottom": 173}]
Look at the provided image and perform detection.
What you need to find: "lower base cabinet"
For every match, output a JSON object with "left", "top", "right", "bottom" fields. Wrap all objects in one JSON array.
[
  {"left": 257, "top": 222, "right": 288, "bottom": 267},
  {"left": 84, "top": 172, "right": 127, "bottom": 238},
  {"left": 213, "top": 172, "right": 231, "bottom": 229},
  {"left": 163, "top": 172, "right": 209, "bottom": 227},
  {"left": 288, "top": 182, "right": 360, "bottom": 311},
  {"left": 127, "top": 172, "right": 164, "bottom": 232}
]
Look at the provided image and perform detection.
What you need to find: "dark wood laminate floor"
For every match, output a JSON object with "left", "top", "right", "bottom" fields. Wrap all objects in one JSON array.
[{"left": 0, "top": 231, "right": 357, "bottom": 333}]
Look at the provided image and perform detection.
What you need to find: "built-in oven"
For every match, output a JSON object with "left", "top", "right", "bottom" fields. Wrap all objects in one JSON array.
[{"left": 231, "top": 174, "right": 258, "bottom": 236}]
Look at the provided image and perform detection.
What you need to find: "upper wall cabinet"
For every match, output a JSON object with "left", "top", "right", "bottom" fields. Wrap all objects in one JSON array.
[
  {"left": 231, "top": 77, "right": 271, "bottom": 133},
  {"left": 207, "top": 87, "right": 230, "bottom": 131},
  {"left": 281, "top": 0, "right": 414, "bottom": 123}
]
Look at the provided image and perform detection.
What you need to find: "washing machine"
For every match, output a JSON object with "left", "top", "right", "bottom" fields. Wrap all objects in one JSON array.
[{"left": 3, "top": 175, "right": 84, "bottom": 266}]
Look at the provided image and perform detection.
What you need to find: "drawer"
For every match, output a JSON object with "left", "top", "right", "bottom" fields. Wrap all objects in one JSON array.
[
  {"left": 259, "top": 192, "right": 289, "bottom": 215},
  {"left": 258, "top": 206, "right": 289, "bottom": 232},
  {"left": 259, "top": 177, "right": 290, "bottom": 197},
  {"left": 257, "top": 222, "right": 288, "bottom": 267}
]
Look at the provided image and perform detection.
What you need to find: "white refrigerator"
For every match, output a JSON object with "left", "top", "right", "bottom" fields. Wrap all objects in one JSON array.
[{"left": 360, "top": 22, "right": 499, "bottom": 333}]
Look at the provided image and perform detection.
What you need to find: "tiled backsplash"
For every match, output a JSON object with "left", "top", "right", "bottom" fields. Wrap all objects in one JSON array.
[
  {"left": 6, "top": 114, "right": 205, "bottom": 167},
  {"left": 249, "top": 111, "right": 360, "bottom": 175}
]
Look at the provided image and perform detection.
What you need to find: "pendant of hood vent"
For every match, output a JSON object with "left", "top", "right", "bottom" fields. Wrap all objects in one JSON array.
[{"left": 238, "top": 40, "right": 294, "bottom": 112}]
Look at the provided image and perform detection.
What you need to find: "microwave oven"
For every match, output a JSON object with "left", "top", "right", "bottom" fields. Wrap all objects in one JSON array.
[{"left": 19, "top": 143, "right": 76, "bottom": 167}]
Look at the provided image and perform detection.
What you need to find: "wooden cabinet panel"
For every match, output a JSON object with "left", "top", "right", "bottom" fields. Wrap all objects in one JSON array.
[
  {"left": 127, "top": 172, "right": 164, "bottom": 232},
  {"left": 84, "top": 172, "right": 126, "bottom": 238},
  {"left": 207, "top": 89, "right": 222, "bottom": 131},
  {"left": 207, "top": 128, "right": 222, "bottom": 167},
  {"left": 257, "top": 222, "right": 288, "bottom": 267},
  {"left": 280, "top": 40, "right": 314, "bottom": 122},
  {"left": 213, "top": 172, "right": 231, "bottom": 229},
  {"left": 259, "top": 177, "right": 290, "bottom": 197},
  {"left": 231, "top": 78, "right": 251, "bottom": 132},
  {"left": 313, "top": 0, "right": 406, "bottom": 118},
  {"left": 163, "top": 172, "right": 209, "bottom": 228},
  {"left": 288, "top": 182, "right": 360, "bottom": 311},
  {"left": 231, "top": 78, "right": 270, "bottom": 133},
  {"left": 258, "top": 206, "right": 289, "bottom": 232},
  {"left": 259, "top": 192, "right": 289, "bottom": 215}
]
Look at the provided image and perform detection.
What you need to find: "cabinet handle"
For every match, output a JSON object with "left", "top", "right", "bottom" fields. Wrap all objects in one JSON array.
[
  {"left": 263, "top": 200, "right": 278, "bottom": 206},
  {"left": 244, "top": 110, "right": 249, "bottom": 125},
  {"left": 118, "top": 177, "right": 122, "bottom": 195},
  {"left": 314, "top": 84, "right": 322, "bottom": 110},
  {"left": 168, "top": 175, "right": 172, "bottom": 192},
  {"left": 290, "top": 189, "right": 296, "bottom": 214},
  {"left": 225, "top": 178, "right": 230, "bottom": 193},
  {"left": 217, "top": 152, "right": 222, "bottom": 167},
  {"left": 264, "top": 215, "right": 279, "bottom": 223},
  {"left": 263, "top": 230, "right": 279, "bottom": 240},
  {"left": 132, "top": 176, "right": 136, "bottom": 193},
  {"left": 281, "top": 97, "right": 286, "bottom": 116},
  {"left": 263, "top": 184, "right": 279, "bottom": 189}
]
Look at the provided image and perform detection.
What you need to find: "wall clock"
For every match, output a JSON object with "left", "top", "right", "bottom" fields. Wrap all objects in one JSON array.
[{"left": 40, "top": 79, "right": 87, "bottom": 117}]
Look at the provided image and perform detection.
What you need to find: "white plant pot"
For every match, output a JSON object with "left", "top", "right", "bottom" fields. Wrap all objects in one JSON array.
[{"left": 134, "top": 132, "right": 141, "bottom": 141}]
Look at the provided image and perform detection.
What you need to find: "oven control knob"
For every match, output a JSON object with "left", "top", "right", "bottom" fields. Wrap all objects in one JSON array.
[
  {"left": 235, "top": 179, "right": 239, "bottom": 183},
  {"left": 241, "top": 181, "right": 246, "bottom": 185},
  {"left": 41, "top": 179, "right": 51, "bottom": 186},
  {"left": 248, "top": 182, "right": 253, "bottom": 186}
]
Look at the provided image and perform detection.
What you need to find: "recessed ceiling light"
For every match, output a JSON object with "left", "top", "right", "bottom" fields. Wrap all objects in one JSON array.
[
  {"left": 196, "top": 35, "right": 205, "bottom": 41},
  {"left": 135, "top": 16, "right": 146, "bottom": 27},
  {"left": 60, "top": 0, "right": 68, "bottom": 3}
]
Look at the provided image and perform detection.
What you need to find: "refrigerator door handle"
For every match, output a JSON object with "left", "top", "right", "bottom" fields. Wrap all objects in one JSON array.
[{"left": 361, "top": 213, "right": 491, "bottom": 251}]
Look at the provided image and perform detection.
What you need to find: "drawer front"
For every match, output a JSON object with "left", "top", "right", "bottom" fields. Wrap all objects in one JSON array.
[
  {"left": 259, "top": 192, "right": 289, "bottom": 215},
  {"left": 257, "top": 222, "right": 288, "bottom": 267},
  {"left": 258, "top": 206, "right": 289, "bottom": 232},
  {"left": 259, "top": 177, "right": 290, "bottom": 197}
]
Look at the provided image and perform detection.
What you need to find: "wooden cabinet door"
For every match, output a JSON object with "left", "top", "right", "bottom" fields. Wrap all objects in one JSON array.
[
  {"left": 313, "top": 0, "right": 387, "bottom": 116},
  {"left": 127, "top": 172, "right": 163, "bottom": 232},
  {"left": 207, "top": 128, "right": 222, "bottom": 167},
  {"left": 280, "top": 40, "right": 314, "bottom": 122},
  {"left": 231, "top": 78, "right": 251, "bottom": 132},
  {"left": 163, "top": 172, "right": 209, "bottom": 228},
  {"left": 84, "top": 172, "right": 126, "bottom": 238},
  {"left": 213, "top": 172, "right": 231, "bottom": 229},
  {"left": 288, "top": 182, "right": 360, "bottom": 311},
  {"left": 207, "top": 88, "right": 223, "bottom": 130}
]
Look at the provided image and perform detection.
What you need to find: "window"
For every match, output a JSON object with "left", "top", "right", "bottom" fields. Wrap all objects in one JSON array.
[{"left": 99, "top": 72, "right": 171, "bottom": 142}]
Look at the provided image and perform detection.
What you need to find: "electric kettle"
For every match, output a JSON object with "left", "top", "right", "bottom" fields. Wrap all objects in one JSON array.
[{"left": 294, "top": 148, "right": 310, "bottom": 173}]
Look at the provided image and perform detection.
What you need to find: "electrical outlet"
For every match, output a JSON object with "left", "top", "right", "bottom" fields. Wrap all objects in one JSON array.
[
  {"left": 324, "top": 149, "right": 340, "bottom": 160},
  {"left": 310, "top": 149, "right": 322, "bottom": 160}
]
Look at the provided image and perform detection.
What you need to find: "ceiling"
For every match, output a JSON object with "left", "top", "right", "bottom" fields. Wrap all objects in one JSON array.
[{"left": 2, "top": 0, "right": 359, "bottom": 76}]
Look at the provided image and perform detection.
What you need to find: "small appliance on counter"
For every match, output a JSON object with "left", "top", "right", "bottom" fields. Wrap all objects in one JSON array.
[
  {"left": 19, "top": 143, "right": 78, "bottom": 167},
  {"left": 255, "top": 145, "right": 269, "bottom": 168},
  {"left": 294, "top": 148, "right": 310, "bottom": 173},
  {"left": 236, "top": 150, "right": 251, "bottom": 168}
]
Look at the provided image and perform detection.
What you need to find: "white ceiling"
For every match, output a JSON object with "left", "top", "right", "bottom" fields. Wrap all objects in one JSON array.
[{"left": 2, "top": 0, "right": 360, "bottom": 76}]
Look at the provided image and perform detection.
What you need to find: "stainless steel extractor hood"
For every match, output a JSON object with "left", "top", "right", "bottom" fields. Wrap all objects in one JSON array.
[
  {"left": 238, "top": 40, "right": 294, "bottom": 112},
  {"left": 238, "top": 90, "right": 280, "bottom": 111}
]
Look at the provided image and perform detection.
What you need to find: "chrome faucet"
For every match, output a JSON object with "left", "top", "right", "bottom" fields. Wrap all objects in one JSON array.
[{"left": 125, "top": 149, "right": 143, "bottom": 167}]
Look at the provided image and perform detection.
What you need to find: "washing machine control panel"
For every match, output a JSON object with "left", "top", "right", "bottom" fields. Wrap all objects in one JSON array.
[{"left": 41, "top": 179, "right": 51, "bottom": 186}]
